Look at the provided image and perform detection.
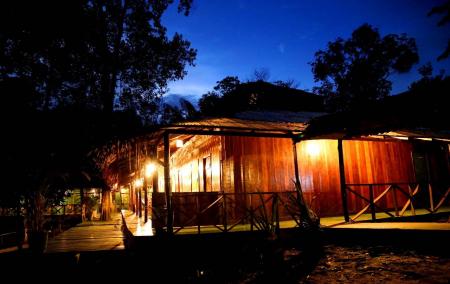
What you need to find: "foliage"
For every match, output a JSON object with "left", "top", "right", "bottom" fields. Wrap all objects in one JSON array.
[
  {"left": 252, "top": 193, "right": 279, "bottom": 237},
  {"left": 404, "top": 64, "right": 450, "bottom": 118},
  {"left": 199, "top": 77, "right": 323, "bottom": 116},
  {"left": 0, "top": 0, "right": 196, "bottom": 122},
  {"left": 273, "top": 79, "right": 298, "bottom": 89},
  {"left": 310, "top": 23, "right": 419, "bottom": 111},
  {"left": 0, "top": 0, "right": 196, "bottom": 225},
  {"left": 252, "top": 68, "right": 271, "bottom": 82},
  {"left": 198, "top": 76, "right": 240, "bottom": 116},
  {"left": 428, "top": 0, "right": 450, "bottom": 61},
  {"left": 287, "top": 181, "right": 320, "bottom": 231}
]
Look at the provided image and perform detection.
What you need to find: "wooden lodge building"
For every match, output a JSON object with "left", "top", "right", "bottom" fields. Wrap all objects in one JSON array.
[{"left": 101, "top": 109, "right": 450, "bottom": 233}]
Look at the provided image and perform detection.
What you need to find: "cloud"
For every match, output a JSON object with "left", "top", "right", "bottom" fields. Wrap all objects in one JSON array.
[
  {"left": 167, "top": 63, "right": 222, "bottom": 97},
  {"left": 168, "top": 82, "right": 211, "bottom": 96},
  {"left": 278, "top": 43, "right": 285, "bottom": 54}
]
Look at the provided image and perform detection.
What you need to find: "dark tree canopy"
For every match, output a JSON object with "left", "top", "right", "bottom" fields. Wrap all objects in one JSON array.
[
  {"left": 428, "top": 0, "right": 450, "bottom": 61},
  {"left": 310, "top": 24, "right": 419, "bottom": 111},
  {"left": 0, "top": 0, "right": 196, "bottom": 120},
  {"left": 0, "top": 0, "right": 196, "bottom": 223},
  {"left": 199, "top": 76, "right": 323, "bottom": 116}
]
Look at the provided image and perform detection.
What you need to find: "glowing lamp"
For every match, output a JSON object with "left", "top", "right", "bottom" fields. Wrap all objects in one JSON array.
[
  {"left": 134, "top": 178, "right": 143, "bottom": 188},
  {"left": 306, "top": 141, "right": 320, "bottom": 156},
  {"left": 176, "top": 139, "right": 184, "bottom": 148},
  {"left": 145, "top": 162, "right": 156, "bottom": 177}
]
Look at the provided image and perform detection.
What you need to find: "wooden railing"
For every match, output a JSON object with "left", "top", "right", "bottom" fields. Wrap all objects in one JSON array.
[
  {"left": 47, "top": 204, "right": 82, "bottom": 215},
  {"left": 151, "top": 191, "right": 312, "bottom": 235},
  {"left": 345, "top": 182, "right": 450, "bottom": 222},
  {"left": 147, "top": 183, "right": 450, "bottom": 234}
]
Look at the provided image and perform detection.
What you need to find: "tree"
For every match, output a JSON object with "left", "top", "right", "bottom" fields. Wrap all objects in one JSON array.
[
  {"left": 198, "top": 76, "right": 240, "bottom": 116},
  {"left": 310, "top": 24, "right": 419, "bottom": 111},
  {"left": 0, "top": 0, "right": 196, "bottom": 224},
  {"left": 428, "top": 0, "right": 450, "bottom": 61},
  {"left": 0, "top": 0, "right": 197, "bottom": 119},
  {"left": 273, "top": 79, "right": 298, "bottom": 89},
  {"left": 252, "top": 68, "right": 271, "bottom": 82}
]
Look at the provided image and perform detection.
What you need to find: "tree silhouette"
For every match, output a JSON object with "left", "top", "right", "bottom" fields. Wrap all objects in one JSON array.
[
  {"left": 428, "top": 0, "right": 450, "bottom": 61},
  {"left": 199, "top": 76, "right": 323, "bottom": 116},
  {"left": 198, "top": 76, "right": 240, "bottom": 116},
  {"left": 0, "top": 0, "right": 196, "bottom": 119},
  {"left": 0, "top": 0, "right": 196, "bottom": 224},
  {"left": 310, "top": 24, "right": 419, "bottom": 111},
  {"left": 252, "top": 68, "right": 271, "bottom": 82}
]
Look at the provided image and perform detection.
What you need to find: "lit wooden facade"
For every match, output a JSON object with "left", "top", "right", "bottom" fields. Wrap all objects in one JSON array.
[
  {"left": 167, "top": 135, "right": 417, "bottom": 217},
  {"left": 102, "top": 113, "right": 449, "bottom": 231}
]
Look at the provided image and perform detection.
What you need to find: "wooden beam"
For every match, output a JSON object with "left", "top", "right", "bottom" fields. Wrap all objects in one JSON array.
[
  {"left": 144, "top": 176, "right": 148, "bottom": 223},
  {"left": 292, "top": 140, "right": 301, "bottom": 188},
  {"left": 338, "top": 139, "right": 350, "bottom": 222},
  {"left": 138, "top": 187, "right": 142, "bottom": 218},
  {"left": 164, "top": 131, "right": 173, "bottom": 234},
  {"left": 166, "top": 128, "right": 297, "bottom": 139}
]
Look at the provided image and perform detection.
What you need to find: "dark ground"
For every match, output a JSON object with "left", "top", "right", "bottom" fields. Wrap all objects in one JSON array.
[{"left": 1, "top": 228, "right": 449, "bottom": 283}]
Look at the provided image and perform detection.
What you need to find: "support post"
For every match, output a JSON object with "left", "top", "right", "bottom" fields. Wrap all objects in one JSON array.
[
  {"left": 151, "top": 145, "right": 159, "bottom": 193},
  {"left": 138, "top": 187, "right": 142, "bottom": 218},
  {"left": 292, "top": 140, "right": 301, "bottom": 189},
  {"left": 338, "top": 139, "right": 350, "bottom": 222},
  {"left": 144, "top": 176, "right": 148, "bottom": 223},
  {"left": 164, "top": 132, "right": 173, "bottom": 234},
  {"left": 135, "top": 186, "right": 138, "bottom": 215}
]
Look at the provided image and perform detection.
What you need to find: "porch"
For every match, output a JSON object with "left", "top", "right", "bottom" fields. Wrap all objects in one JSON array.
[{"left": 123, "top": 181, "right": 450, "bottom": 236}]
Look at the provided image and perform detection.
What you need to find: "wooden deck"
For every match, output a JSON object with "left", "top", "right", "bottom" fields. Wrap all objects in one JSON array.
[
  {"left": 330, "top": 222, "right": 450, "bottom": 230},
  {"left": 121, "top": 207, "right": 450, "bottom": 236},
  {"left": 46, "top": 212, "right": 124, "bottom": 253}
]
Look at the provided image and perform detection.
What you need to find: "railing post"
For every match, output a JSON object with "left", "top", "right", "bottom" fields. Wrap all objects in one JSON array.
[
  {"left": 369, "top": 185, "right": 376, "bottom": 221},
  {"left": 392, "top": 185, "right": 399, "bottom": 216},
  {"left": 428, "top": 184, "right": 434, "bottom": 212},
  {"left": 196, "top": 194, "right": 200, "bottom": 234},
  {"left": 408, "top": 185, "right": 416, "bottom": 216},
  {"left": 249, "top": 194, "right": 254, "bottom": 231},
  {"left": 274, "top": 193, "right": 280, "bottom": 236},
  {"left": 223, "top": 193, "right": 228, "bottom": 232}
]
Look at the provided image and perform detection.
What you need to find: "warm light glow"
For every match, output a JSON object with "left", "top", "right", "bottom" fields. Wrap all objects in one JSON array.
[
  {"left": 416, "top": 137, "right": 432, "bottom": 141},
  {"left": 134, "top": 178, "right": 143, "bottom": 188},
  {"left": 145, "top": 163, "right": 156, "bottom": 177},
  {"left": 176, "top": 139, "right": 184, "bottom": 148},
  {"left": 393, "top": 136, "right": 408, "bottom": 140},
  {"left": 306, "top": 141, "right": 321, "bottom": 156}
]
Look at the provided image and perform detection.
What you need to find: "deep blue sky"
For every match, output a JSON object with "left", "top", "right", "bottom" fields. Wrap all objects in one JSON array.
[{"left": 162, "top": 0, "right": 450, "bottom": 99}]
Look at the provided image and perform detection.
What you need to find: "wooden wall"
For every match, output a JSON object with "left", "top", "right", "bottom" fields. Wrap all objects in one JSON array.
[
  {"left": 169, "top": 135, "right": 221, "bottom": 193},
  {"left": 222, "top": 136, "right": 296, "bottom": 193},
  {"left": 166, "top": 135, "right": 416, "bottom": 218},
  {"left": 296, "top": 139, "right": 415, "bottom": 216}
]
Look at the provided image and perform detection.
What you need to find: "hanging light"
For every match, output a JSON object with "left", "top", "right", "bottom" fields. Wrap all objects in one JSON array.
[
  {"left": 176, "top": 139, "right": 184, "bottom": 148},
  {"left": 306, "top": 141, "right": 320, "bottom": 156},
  {"left": 134, "top": 178, "right": 143, "bottom": 188},
  {"left": 145, "top": 162, "right": 156, "bottom": 177}
]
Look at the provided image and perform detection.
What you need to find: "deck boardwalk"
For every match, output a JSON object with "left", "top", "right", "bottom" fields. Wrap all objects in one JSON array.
[
  {"left": 122, "top": 210, "right": 153, "bottom": 236},
  {"left": 46, "top": 212, "right": 125, "bottom": 253},
  {"left": 330, "top": 222, "right": 450, "bottom": 230}
]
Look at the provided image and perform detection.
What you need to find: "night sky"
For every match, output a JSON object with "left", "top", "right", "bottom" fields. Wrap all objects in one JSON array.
[{"left": 162, "top": 0, "right": 450, "bottom": 100}]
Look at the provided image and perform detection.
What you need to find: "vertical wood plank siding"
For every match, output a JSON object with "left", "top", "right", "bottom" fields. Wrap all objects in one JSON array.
[{"left": 168, "top": 135, "right": 415, "bottom": 217}]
